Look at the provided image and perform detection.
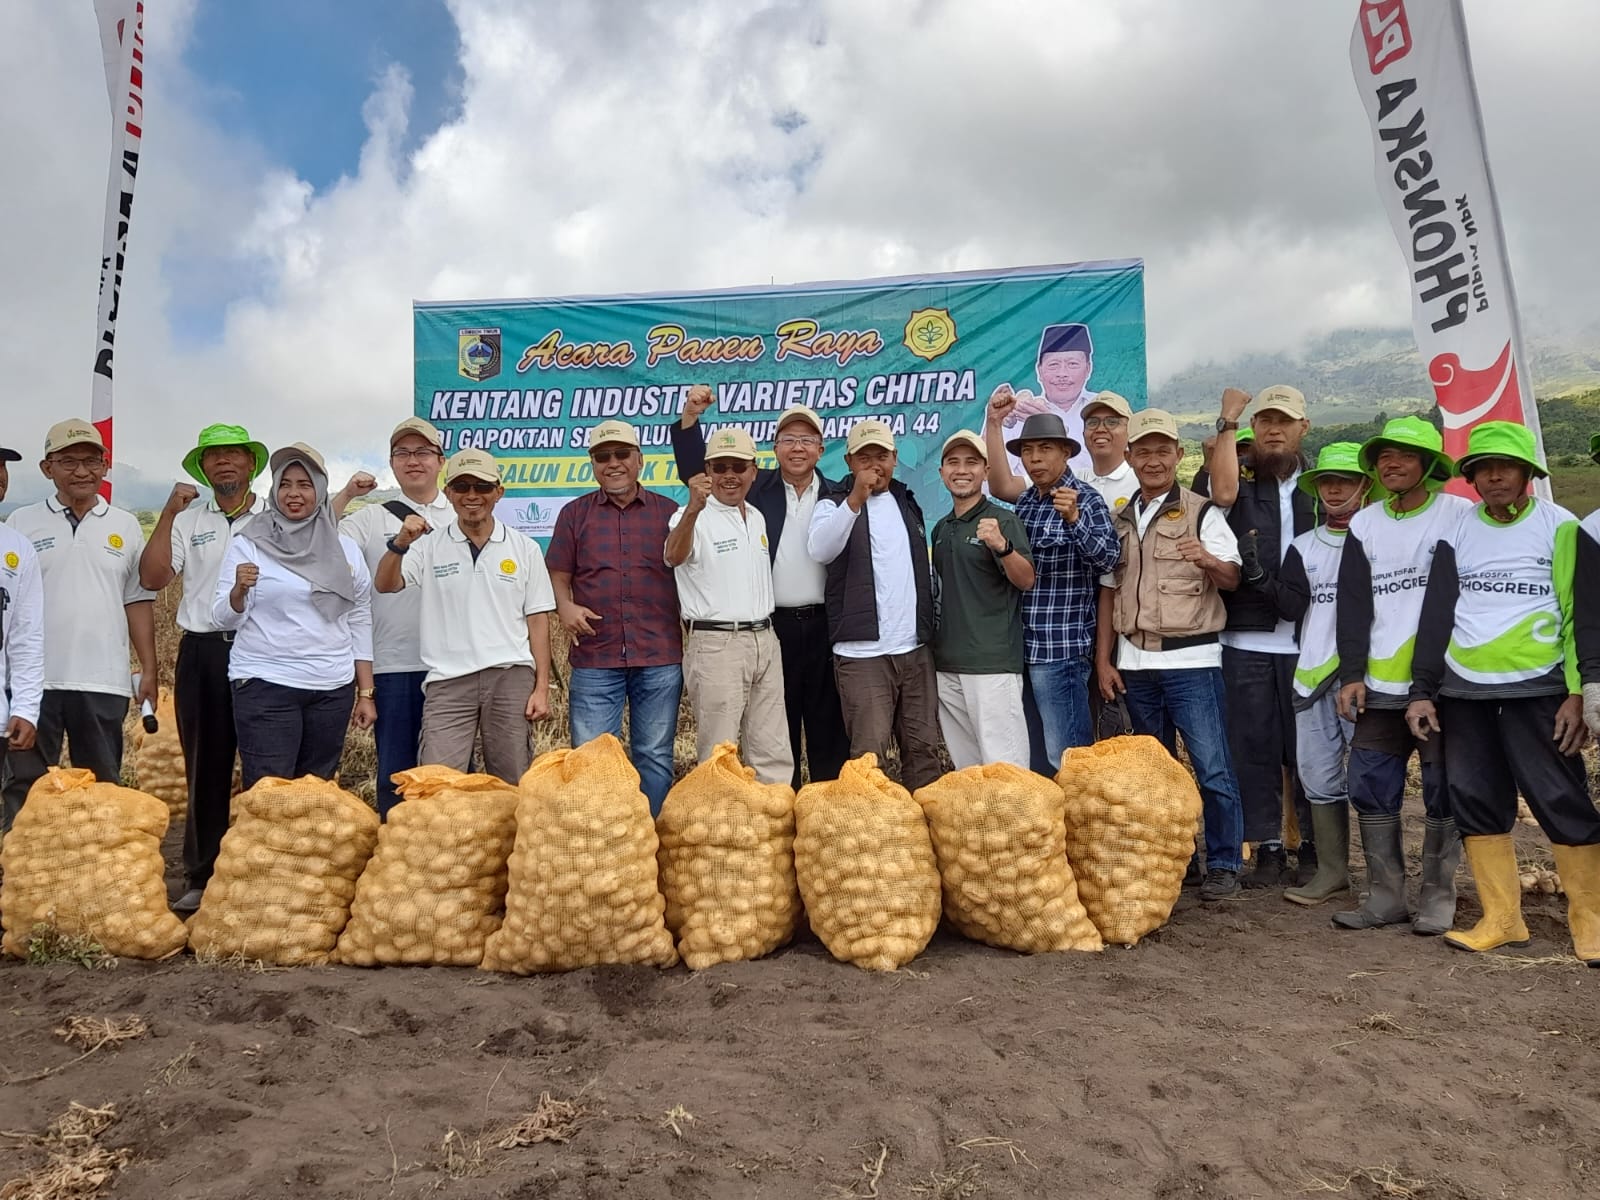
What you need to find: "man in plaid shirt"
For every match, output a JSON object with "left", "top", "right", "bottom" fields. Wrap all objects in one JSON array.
[{"left": 984, "top": 390, "right": 1121, "bottom": 774}]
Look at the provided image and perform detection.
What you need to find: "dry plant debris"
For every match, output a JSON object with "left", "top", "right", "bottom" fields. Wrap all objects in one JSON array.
[
  {"left": 0, "top": 1101, "right": 130, "bottom": 1200},
  {"left": 490, "top": 1093, "right": 587, "bottom": 1148},
  {"left": 53, "top": 1016, "right": 148, "bottom": 1052}
]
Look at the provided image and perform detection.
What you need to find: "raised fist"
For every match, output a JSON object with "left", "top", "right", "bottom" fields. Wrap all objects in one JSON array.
[
  {"left": 345, "top": 471, "right": 378, "bottom": 497},
  {"left": 976, "top": 516, "right": 1007, "bottom": 550},
  {"left": 1219, "top": 387, "right": 1251, "bottom": 423},
  {"left": 395, "top": 513, "right": 431, "bottom": 548},
  {"left": 685, "top": 473, "right": 713, "bottom": 512},
  {"left": 987, "top": 384, "right": 1018, "bottom": 425},
  {"left": 164, "top": 482, "right": 200, "bottom": 516},
  {"left": 234, "top": 562, "right": 260, "bottom": 591},
  {"left": 684, "top": 384, "right": 715, "bottom": 421}
]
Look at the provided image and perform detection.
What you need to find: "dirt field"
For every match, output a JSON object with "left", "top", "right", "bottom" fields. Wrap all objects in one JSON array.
[{"left": 2, "top": 812, "right": 1598, "bottom": 1200}]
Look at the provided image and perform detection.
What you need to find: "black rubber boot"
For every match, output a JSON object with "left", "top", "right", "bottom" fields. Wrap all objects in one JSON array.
[
  {"left": 1411, "top": 816, "right": 1462, "bottom": 936},
  {"left": 1241, "top": 844, "right": 1291, "bottom": 889},
  {"left": 1332, "top": 814, "right": 1411, "bottom": 929},
  {"left": 1285, "top": 802, "right": 1350, "bottom": 906}
]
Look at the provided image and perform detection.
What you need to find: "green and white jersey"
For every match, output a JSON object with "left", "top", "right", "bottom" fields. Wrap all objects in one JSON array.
[
  {"left": 1346, "top": 490, "right": 1473, "bottom": 701},
  {"left": 1440, "top": 497, "right": 1579, "bottom": 696},
  {"left": 1290, "top": 525, "right": 1346, "bottom": 702}
]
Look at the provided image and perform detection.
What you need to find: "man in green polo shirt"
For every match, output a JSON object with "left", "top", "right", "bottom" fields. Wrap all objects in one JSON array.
[{"left": 931, "top": 430, "right": 1036, "bottom": 768}]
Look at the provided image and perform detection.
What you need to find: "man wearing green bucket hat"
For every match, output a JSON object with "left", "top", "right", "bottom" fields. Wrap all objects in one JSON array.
[
  {"left": 1405, "top": 420, "right": 1600, "bottom": 964},
  {"left": 139, "top": 423, "right": 268, "bottom": 913},
  {"left": 1333, "top": 415, "right": 1472, "bottom": 934},
  {"left": 1272, "top": 443, "right": 1374, "bottom": 905}
]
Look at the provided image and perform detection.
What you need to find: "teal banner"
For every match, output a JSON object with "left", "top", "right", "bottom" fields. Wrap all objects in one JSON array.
[{"left": 414, "top": 260, "right": 1145, "bottom": 538}]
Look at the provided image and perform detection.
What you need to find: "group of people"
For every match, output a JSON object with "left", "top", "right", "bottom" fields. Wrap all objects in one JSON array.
[{"left": 1, "top": 382, "right": 1598, "bottom": 965}]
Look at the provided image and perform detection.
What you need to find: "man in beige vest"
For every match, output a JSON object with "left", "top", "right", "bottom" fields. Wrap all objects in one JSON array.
[{"left": 1094, "top": 409, "right": 1247, "bottom": 900}]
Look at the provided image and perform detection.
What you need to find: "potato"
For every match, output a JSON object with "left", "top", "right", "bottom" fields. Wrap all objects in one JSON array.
[
  {"left": 479, "top": 734, "right": 677, "bottom": 975},
  {"left": 793, "top": 755, "right": 940, "bottom": 972},
  {"left": 0, "top": 768, "right": 187, "bottom": 960},
  {"left": 655, "top": 743, "right": 800, "bottom": 970},
  {"left": 1056, "top": 735, "right": 1203, "bottom": 946},
  {"left": 187, "top": 775, "right": 379, "bottom": 965}
]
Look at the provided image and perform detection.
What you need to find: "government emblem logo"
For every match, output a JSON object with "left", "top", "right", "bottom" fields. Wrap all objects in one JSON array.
[
  {"left": 458, "top": 327, "right": 502, "bottom": 382},
  {"left": 108, "top": 533, "right": 124, "bottom": 549},
  {"left": 500, "top": 558, "right": 517, "bottom": 575},
  {"left": 3, "top": 551, "right": 17, "bottom": 569},
  {"left": 903, "top": 308, "right": 957, "bottom": 362}
]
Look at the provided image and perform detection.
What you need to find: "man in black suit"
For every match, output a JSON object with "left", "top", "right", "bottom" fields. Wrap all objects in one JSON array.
[{"left": 670, "top": 385, "right": 849, "bottom": 788}]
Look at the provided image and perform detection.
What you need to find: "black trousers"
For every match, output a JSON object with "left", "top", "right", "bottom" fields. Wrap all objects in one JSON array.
[
  {"left": 1222, "top": 647, "right": 1312, "bottom": 845},
  {"left": 176, "top": 632, "right": 239, "bottom": 888},
  {"left": 1439, "top": 693, "right": 1600, "bottom": 845},
  {"left": 1, "top": 689, "right": 128, "bottom": 831},
  {"left": 772, "top": 605, "right": 849, "bottom": 791}
]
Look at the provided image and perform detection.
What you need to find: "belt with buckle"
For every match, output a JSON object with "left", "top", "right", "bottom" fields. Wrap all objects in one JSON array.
[
  {"left": 184, "top": 629, "right": 236, "bottom": 643},
  {"left": 773, "top": 604, "right": 824, "bottom": 619},
  {"left": 685, "top": 618, "right": 773, "bottom": 633}
]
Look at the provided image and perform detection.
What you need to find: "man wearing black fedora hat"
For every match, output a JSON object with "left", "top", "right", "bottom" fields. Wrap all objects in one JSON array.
[{"left": 985, "top": 388, "right": 1121, "bottom": 775}]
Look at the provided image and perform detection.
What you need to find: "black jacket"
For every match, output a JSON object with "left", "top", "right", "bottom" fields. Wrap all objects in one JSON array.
[
  {"left": 1195, "top": 461, "right": 1315, "bottom": 633},
  {"left": 670, "top": 420, "right": 833, "bottom": 564},
  {"left": 813, "top": 475, "right": 936, "bottom": 647}
]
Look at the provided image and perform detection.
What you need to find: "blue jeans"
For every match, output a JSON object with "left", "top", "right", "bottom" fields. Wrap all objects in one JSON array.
[
  {"left": 1121, "top": 666, "right": 1244, "bottom": 873},
  {"left": 1025, "top": 656, "right": 1093, "bottom": 775},
  {"left": 374, "top": 670, "right": 427, "bottom": 819},
  {"left": 568, "top": 664, "right": 683, "bottom": 815}
]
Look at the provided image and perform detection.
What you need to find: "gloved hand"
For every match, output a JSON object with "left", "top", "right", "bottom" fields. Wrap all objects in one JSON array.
[
  {"left": 1584, "top": 682, "right": 1600, "bottom": 738},
  {"left": 1238, "top": 529, "right": 1266, "bottom": 586}
]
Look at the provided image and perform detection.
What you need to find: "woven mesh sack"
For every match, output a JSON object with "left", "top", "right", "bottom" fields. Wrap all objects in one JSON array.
[
  {"left": 133, "top": 691, "right": 187, "bottom": 823},
  {"left": 915, "top": 761, "right": 1102, "bottom": 954},
  {"left": 656, "top": 743, "right": 800, "bottom": 970},
  {"left": 1, "top": 767, "right": 187, "bottom": 960},
  {"left": 187, "top": 775, "right": 380, "bottom": 965},
  {"left": 480, "top": 734, "right": 677, "bottom": 974},
  {"left": 336, "top": 766, "right": 518, "bottom": 967},
  {"left": 794, "top": 754, "right": 940, "bottom": 972},
  {"left": 1056, "top": 735, "right": 1202, "bottom": 946}
]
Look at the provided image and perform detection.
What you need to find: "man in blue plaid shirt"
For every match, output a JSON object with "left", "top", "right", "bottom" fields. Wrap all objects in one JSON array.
[{"left": 985, "top": 388, "right": 1121, "bottom": 773}]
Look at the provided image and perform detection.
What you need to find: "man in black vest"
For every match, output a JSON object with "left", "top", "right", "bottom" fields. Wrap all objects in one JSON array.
[
  {"left": 805, "top": 418, "right": 941, "bottom": 791},
  {"left": 1199, "top": 384, "right": 1318, "bottom": 888},
  {"left": 670, "top": 384, "right": 849, "bottom": 788}
]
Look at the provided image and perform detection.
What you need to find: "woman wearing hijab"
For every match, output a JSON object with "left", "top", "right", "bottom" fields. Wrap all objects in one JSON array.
[{"left": 212, "top": 443, "right": 376, "bottom": 788}]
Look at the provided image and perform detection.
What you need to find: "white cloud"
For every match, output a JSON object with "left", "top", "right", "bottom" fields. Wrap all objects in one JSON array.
[{"left": 3, "top": 0, "right": 1599, "bottom": 509}]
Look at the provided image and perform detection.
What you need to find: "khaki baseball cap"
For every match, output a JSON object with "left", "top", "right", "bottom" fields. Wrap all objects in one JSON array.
[
  {"left": 1082, "top": 391, "right": 1134, "bottom": 420},
  {"left": 589, "top": 419, "right": 639, "bottom": 450},
  {"left": 269, "top": 442, "right": 327, "bottom": 477},
  {"left": 44, "top": 418, "right": 105, "bottom": 455},
  {"left": 444, "top": 448, "right": 501, "bottom": 484},
  {"left": 776, "top": 404, "right": 824, "bottom": 436},
  {"left": 1126, "top": 409, "right": 1181, "bottom": 444},
  {"left": 706, "top": 427, "right": 758, "bottom": 461},
  {"left": 846, "top": 419, "right": 896, "bottom": 454},
  {"left": 939, "top": 430, "right": 988, "bottom": 461},
  {"left": 391, "top": 416, "right": 444, "bottom": 451},
  {"left": 1254, "top": 385, "right": 1307, "bottom": 421}
]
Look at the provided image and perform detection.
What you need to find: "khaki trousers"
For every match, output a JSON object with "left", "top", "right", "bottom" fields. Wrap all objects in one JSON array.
[
  {"left": 419, "top": 664, "right": 535, "bottom": 785},
  {"left": 683, "top": 627, "right": 793, "bottom": 786}
]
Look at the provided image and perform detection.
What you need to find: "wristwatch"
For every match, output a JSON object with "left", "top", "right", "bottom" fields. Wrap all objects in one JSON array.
[
  {"left": 356, "top": 688, "right": 376, "bottom": 700},
  {"left": 1215, "top": 417, "right": 1239, "bottom": 433},
  {"left": 385, "top": 535, "right": 410, "bottom": 555},
  {"left": 995, "top": 541, "right": 1015, "bottom": 558}
]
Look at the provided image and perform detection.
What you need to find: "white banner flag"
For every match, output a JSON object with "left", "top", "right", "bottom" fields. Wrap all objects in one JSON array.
[
  {"left": 92, "top": 0, "right": 145, "bottom": 497},
  {"left": 1350, "top": 0, "right": 1545, "bottom": 492}
]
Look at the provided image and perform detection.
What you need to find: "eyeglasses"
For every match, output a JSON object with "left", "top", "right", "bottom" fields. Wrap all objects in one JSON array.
[
  {"left": 590, "top": 448, "right": 635, "bottom": 464},
  {"left": 391, "top": 447, "right": 441, "bottom": 462},
  {"left": 708, "top": 460, "right": 752, "bottom": 475},
  {"left": 775, "top": 435, "right": 822, "bottom": 449},
  {"left": 447, "top": 479, "right": 498, "bottom": 494},
  {"left": 1082, "top": 416, "right": 1127, "bottom": 431},
  {"left": 49, "top": 455, "right": 106, "bottom": 472}
]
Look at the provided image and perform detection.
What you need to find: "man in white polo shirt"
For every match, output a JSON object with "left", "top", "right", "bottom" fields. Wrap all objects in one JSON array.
[
  {"left": 375, "top": 448, "right": 555, "bottom": 785},
  {"left": 0, "top": 444, "right": 45, "bottom": 830},
  {"left": 4, "top": 419, "right": 158, "bottom": 826},
  {"left": 665, "top": 426, "right": 791, "bottom": 785},
  {"left": 335, "top": 417, "right": 453, "bottom": 816},
  {"left": 138, "top": 423, "right": 268, "bottom": 911}
]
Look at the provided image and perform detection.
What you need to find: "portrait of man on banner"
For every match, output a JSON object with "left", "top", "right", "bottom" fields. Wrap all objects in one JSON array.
[{"left": 1000, "top": 322, "right": 1100, "bottom": 475}]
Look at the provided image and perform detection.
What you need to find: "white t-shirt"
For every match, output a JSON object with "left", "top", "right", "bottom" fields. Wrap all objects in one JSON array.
[
  {"left": 668, "top": 497, "right": 775, "bottom": 623},
  {"left": 340, "top": 491, "right": 454, "bottom": 674},
  {"left": 807, "top": 490, "right": 920, "bottom": 659},
  {"left": 1221, "top": 471, "right": 1301, "bottom": 655},
  {"left": 400, "top": 518, "right": 556, "bottom": 685},
  {"left": 1084, "top": 460, "right": 1139, "bottom": 513},
  {"left": 212, "top": 534, "right": 374, "bottom": 690},
  {"left": 169, "top": 496, "right": 265, "bottom": 633},
  {"left": 7, "top": 497, "right": 155, "bottom": 695},
  {"left": 771, "top": 473, "right": 826, "bottom": 607},
  {"left": 0, "top": 525, "right": 45, "bottom": 728},
  {"left": 1102, "top": 498, "right": 1240, "bottom": 672}
]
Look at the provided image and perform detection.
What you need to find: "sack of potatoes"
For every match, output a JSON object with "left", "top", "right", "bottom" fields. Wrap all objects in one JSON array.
[
  {"left": 1, "top": 767, "right": 188, "bottom": 961},
  {"left": 794, "top": 754, "right": 941, "bottom": 972},
  {"left": 335, "top": 766, "right": 519, "bottom": 967},
  {"left": 1056, "top": 735, "right": 1202, "bottom": 946},
  {"left": 480, "top": 734, "right": 678, "bottom": 974},
  {"left": 656, "top": 742, "right": 801, "bottom": 970},
  {"left": 132, "top": 689, "right": 187, "bottom": 824},
  {"left": 187, "top": 775, "right": 380, "bottom": 966},
  {"left": 916, "top": 761, "right": 1102, "bottom": 955}
]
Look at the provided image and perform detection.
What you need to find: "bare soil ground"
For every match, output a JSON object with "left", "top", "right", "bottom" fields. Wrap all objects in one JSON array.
[{"left": 3, "top": 812, "right": 1598, "bottom": 1200}]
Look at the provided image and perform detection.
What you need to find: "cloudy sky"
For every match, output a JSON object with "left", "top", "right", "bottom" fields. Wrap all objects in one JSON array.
[{"left": 3, "top": 0, "right": 1598, "bottom": 506}]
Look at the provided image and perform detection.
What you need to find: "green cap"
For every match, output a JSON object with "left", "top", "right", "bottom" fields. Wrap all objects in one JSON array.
[
  {"left": 1455, "top": 420, "right": 1547, "bottom": 480},
  {"left": 183, "top": 424, "right": 269, "bottom": 488},
  {"left": 1589, "top": 432, "right": 1600, "bottom": 466},
  {"left": 1236, "top": 426, "right": 1255, "bottom": 446},
  {"left": 1359, "top": 416, "right": 1453, "bottom": 484},
  {"left": 1298, "top": 441, "right": 1370, "bottom": 498}
]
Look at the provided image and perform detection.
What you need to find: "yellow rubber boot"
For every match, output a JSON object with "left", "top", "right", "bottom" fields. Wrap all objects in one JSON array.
[
  {"left": 1549, "top": 843, "right": 1600, "bottom": 967},
  {"left": 1443, "top": 834, "right": 1530, "bottom": 953}
]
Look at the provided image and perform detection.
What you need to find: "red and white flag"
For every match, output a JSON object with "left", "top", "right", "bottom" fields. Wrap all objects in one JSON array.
[
  {"left": 91, "top": 0, "right": 145, "bottom": 498},
  {"left": 1351, "top": 0, "right": 1546, "bottom": 494}
]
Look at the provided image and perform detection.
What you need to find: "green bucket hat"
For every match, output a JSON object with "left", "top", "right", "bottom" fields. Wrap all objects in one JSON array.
[
  {"left": 1359, "top": 415, "right": 1453, "bottom": 484},
  {"left": 1236, "top": 426, "right": 1255, "bottom": 446},
  {"left": 1455, "top": 419, "right": 1547, "bottom": 480},
  {"left": 183, "top": 424, "right": 269, "bottom": 487},
  {"left": 1297, "top": 441, "right": 1371, "bottom": 499},
  {"left": 1589, "top": 432, "right": 1599, "bottom": 466}
]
